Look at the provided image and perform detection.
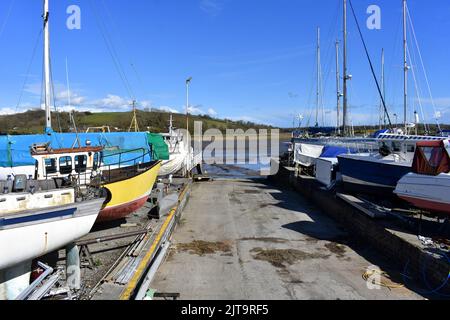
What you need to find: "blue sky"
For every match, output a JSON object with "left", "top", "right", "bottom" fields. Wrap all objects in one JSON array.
[{"left": 0, "top": 0, "right": 449, "bottom": 128}]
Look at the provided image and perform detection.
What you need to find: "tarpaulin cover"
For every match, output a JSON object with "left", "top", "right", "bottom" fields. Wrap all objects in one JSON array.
[
  {"left": 319, "top": 146, "right": 357, "bottom": 158},
  {"left": 0, "top": 132, "right": 153, "bottom": 168},
  {"left": 147, "top": 133, "right": 170, "bottom": 160},
  {"left": 373, "top": 129, "right": 389, "bottom": 138},
  {"left": 412, "top": 140, "right": 450, "bottom": 176},
  {"left": 294, "top": 143, "right": 324, "bottom": 167}
]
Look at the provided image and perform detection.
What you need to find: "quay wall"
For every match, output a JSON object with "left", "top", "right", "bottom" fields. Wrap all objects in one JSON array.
[{"left": 269, "top": 165, "right": 449, "bottom": 293}]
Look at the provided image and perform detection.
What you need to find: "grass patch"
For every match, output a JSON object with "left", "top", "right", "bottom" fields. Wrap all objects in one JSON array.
[
  {"left": 177, "top": 240, "right": 232, "bottom": 256},
  {"left": 250, "top": 248, "right": 330, "bottom": 268}
]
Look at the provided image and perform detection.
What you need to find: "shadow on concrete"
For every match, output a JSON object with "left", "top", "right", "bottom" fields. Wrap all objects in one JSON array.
[
  {"left": 252, "top": 177, "right": 447, "bottom": 300},
  {"left": 91, "top": 219, "right": 127, "bottom": 232}
]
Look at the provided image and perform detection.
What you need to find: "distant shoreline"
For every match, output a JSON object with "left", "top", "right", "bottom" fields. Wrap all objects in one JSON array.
[{"left": 193, "top": 132, "right": 291, "bottom": 142}]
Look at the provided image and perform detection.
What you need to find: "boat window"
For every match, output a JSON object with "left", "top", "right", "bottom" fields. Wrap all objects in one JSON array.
[
  {"left": 59, "top": 156, "right": 73, "bottom": 175},
  {"left": 75, "top": 155, "right": 87, "bottom": 173},
  {"left": 406, "top": 144, "right": 415, "bottom": 153},
  {"left": 422, "top": 147, "right": 443, "bottom": 168},
  {"left": 93, "top": 153, "right": 99, "bottom": 170},
  {"left": 45, "top": 158, "right": 57, "bottom": 175},
  {"left": 392, "top": 142, "right": 401, "bottom": 152}
]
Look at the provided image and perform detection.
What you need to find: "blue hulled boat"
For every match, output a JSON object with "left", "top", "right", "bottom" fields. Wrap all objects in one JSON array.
[{"left": 337, "top": 133, "right": 445, "bottom": 196}]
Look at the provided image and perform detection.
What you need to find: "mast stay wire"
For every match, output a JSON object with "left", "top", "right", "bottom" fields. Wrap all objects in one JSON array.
[
  {"left": 312, "top": 0, "right": 340, "bottom": 126},
  {"left": 318, "top": 0, "right": 341, "bottom": 127},
  {"left": 305, "top": 45, "right": 318, "bottom": 129},
  {"left": 0, "top": 0, "right": 15, "bottom": 40},
  {"left": 406, "top": 4, "right": 442, "bottom": 133},
  {"left": 16, "top": 29, "right": 43, "bottom": 112},
  {"left": 88, "top": 0, "right": 136, "bottom": 102},
  {"left": 406, "top": 38, "right": 429, "bottom": 134},
  {"left": 385, "top": 13, "right": 402, "bottom": 122},
  {"left": 307, "top": 0, "right": 340, "bottom": 129},
  {"left": 99, "top": 0, "right": 147, "bottom": 100},
  {"left": 49, "top": 59, "right": 63, "bottom": 134},
  {"left": 348, "top": 0, "right": 392, "bottom": 129}
]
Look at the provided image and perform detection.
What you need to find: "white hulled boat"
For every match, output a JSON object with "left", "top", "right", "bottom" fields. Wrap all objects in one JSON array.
[
  {"left": 159, "top": 115, "right": 193, "bottom": 177},
  {"left": 394, "top": 140, "right": 450, "bottom": 214},
  {"left": 338, "top": 133, "right": 445, "bottom": 196},
  {"left": 0, "top": 144, "right": 106, "bottom": 299}
]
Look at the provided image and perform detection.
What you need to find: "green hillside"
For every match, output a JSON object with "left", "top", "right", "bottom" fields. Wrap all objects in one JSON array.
[{"left": 0, "top": 109, "right": 273, "bottom": 135}]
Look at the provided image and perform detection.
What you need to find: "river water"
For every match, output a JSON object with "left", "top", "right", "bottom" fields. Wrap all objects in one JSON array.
[{"left": 199, "top": 139, "right": 290, "bottom": 178}]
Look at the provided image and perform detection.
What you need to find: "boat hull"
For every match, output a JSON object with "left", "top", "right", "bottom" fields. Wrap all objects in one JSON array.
[
  {"left": 338, "top": 155, "right": 412, "bottom": 196},
  {"left": 98, "top": 161, "right": 161, "bottom": 223},
  {"left": 395, "top": 173, "right": 450, "bottom": 214},
  {"left": 159, "top": 152, "right": 187, "bottom": 177},
  {"left": 0, "top": 198, "right": 104, "bottom": 270}
]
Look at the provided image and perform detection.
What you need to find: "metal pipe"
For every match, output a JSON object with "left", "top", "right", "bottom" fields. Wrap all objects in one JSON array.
[
  {"left": 315, "top": 27, "right": 320, "bottom": 127},
  {"left": 43, "top": 0, "right": 52, "bottom": 132},
  {"left": 342, "top": 0, "right": 349, "bottom": 136},
  {"left": 27, "top": 272, "right": 61, "bottom": 300},
  {"left": 335, "top": 40, "right": 341, "bottom": 135},
  {"left": 76, "top": 229, "right": 150, "bottom": 246},
  {"left": 381, "top": 48, "right": 386, "bottom": 128},
  {"left": 66, "top": 243, "right": 80, "bottom": 291},
  {"left": 15, "top": 262, "right": 53, "bottom": 300},
  {"left": 403, "top": 0, "right": 408, "bottom": 132},
  {"left": 134, "top": 241, "right": 171, "bottom": 300}
]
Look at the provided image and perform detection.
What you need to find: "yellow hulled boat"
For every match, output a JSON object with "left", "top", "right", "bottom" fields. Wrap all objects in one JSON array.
[{"left": 97, "top": 161, "right": 161, "bottom": 223}]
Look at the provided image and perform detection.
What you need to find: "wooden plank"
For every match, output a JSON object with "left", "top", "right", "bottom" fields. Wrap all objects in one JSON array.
[{"left": 337, "top": 193, "right": 387, "bottom": 219}]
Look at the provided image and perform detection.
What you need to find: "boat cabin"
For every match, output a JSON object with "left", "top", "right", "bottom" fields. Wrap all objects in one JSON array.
[
  {"left": 30, "top": 144, "right": 103, "bottom": 181},
  {"left": 412, "top": 140, "right": 450, "bottom": 176},
  {"left": 376, "top": 133, "right": 445, "bottom": 161}
]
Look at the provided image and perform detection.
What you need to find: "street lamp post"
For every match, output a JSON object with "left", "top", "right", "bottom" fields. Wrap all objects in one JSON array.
[{"left": 186, "top": 77, "right": 192, "bottom": 134}]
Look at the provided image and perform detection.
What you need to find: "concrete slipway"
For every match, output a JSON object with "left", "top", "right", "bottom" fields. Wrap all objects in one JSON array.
[{"left": 151, "top": 178, "right": 422, "bottom": 300}]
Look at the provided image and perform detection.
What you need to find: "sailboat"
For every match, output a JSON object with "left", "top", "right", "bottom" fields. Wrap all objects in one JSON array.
[
  {"left": 338, "top": 133, "right": 445, "bottom": 195},
  {"left": 0, "top": 142, "right": 106, "bottom": 300},
  {"left": 293, "top": 4, "right": 375, "bottom": 180},
  {"left": 337, "top": 0, "right": 444, "bottom": 196},
  {"left": 394, "top": 139, "right": 450, "bottom": 214},
  {"left": 0, "top": 144, "right": 106, "bottom": 272},
  {"left": 0, "top": 0, "right": 162, "bottom": 222},
  {"left": 294, "top": 28, "right": 341, "bottom": 170}
]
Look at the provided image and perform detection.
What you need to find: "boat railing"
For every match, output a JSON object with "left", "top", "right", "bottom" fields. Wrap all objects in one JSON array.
[
  {"left": 42, "top": 166, "right": 102, "bottom": 195},
  {"left": 100, "top": 148, "right": 153, "bottom": 183},
  {"left": 101, "top": 148, "right": 148, "bottom": 169}
]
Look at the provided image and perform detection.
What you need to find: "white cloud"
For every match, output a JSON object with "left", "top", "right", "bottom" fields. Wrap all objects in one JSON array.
[
  {"left": 95, "top": 94, "right": 131, "bottom": 109},
  {"left": 158, "top": 106, "right": 179, "bottom": 114},
  {"left": 140, "top": 100, "right": 153, "bottom": 109},
  {"left": 200, "top": 0, "right": 224, "bottom": 16},
  {"left": 228, "top": 115, "right": 259, "bottom": 123},
  {"left": 207, "top": 108, "right": 217, "bottom": 116},
  {"left": 187, "top": 105, "right": 203, "bottom": 115},
  {"left": 0, "top": 108, "right": 16, "bottom": 115},
  {"left": 55, "top": 89, "right": 86, "bottom": 106}
]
